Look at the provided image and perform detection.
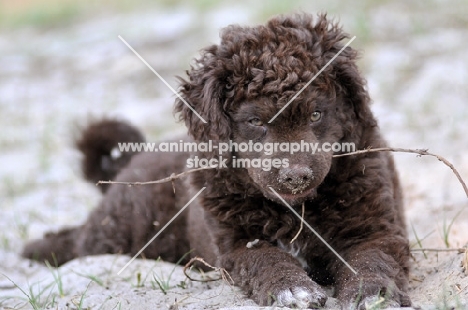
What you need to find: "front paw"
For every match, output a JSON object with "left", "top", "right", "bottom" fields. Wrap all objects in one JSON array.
[
  {"left": 355, "top": 295, "right": 399, "bottom": 310},
  {"left": 256, "top": 273, "right": 327, "bottom": 308},
  {"left": 338, "top": 277, "right": 411, "bottom": 310},
  {"left": 275, "top": 286, "right": 328, "bottom": 309}
]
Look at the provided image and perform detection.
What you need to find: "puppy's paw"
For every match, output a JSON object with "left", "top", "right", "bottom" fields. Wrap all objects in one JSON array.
[
  {"left": 338, "top": 277, "right": 411, "bottom": 310},
  {"left": 255, "top": 273, "right": 327, "bottom": 308},
  {"left": 356, "top": 295, "right": 399, "bottom": 310},
  {"left": 275, "top": 285, "right": 327, "bottom": 309}
]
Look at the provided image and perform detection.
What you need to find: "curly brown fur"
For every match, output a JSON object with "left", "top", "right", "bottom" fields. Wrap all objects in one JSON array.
[
  {"left": 175, "top": 13, "right": 410, "bottom": 308},
  {"left": 23, "top": 13, "right": 410, "bottom": 309},
  {"left": 76, "top": 118, "right": 145, "bottom": 193}
]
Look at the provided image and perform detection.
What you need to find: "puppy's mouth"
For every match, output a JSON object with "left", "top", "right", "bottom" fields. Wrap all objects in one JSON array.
[{"left": 267, "top": 185, "right": 317, "bottom": 205}]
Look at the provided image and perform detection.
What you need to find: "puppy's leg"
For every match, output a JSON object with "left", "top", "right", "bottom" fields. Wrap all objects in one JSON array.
[
  {"left": 221, "top": 239, "right": 327, "bottom": 308},
  {"left": 73, "top": 178, "right": 190, "bottom": 263},
  {"left": 22, "top": 191, "right": 134, "bottom": 266},
  {"left": 333, "top": 237, "right": 411, "bottom": 309},
  {"left": 22, "top": 226, "right": 80, "bottom": 266}
]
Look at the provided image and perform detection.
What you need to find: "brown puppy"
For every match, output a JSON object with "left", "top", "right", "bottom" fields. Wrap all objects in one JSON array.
[{"left": 24, "top": 14, "right": 410, "bottom": 309}]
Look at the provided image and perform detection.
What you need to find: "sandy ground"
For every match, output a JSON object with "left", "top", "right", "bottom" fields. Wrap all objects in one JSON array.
[{"left": 1, "top": 1, "right": 468, "bottom": 309}]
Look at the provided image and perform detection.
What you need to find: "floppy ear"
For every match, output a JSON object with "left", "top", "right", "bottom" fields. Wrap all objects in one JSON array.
[
  {"left": 306, "top": 15, "right": 377, "bottom": 148},
  {"left": 325, "top": 45, "right": 378, "bottom": 147},
  {"left": 306, "top": 15, "right": 375, "bottom": 130},
  {"left": 332, "top": 47, "right": 376, "bottom": 129},
  {"left": 174, "top": 46, "right": 231, "bottom": 143}
]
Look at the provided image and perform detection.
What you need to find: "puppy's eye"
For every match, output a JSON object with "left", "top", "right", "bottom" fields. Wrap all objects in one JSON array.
[
  {"left": 249, "top": 118, "right": 264, "bottom": 126},
  {"left": 310, "top": 111, "right": 322, "bottom": 122}
]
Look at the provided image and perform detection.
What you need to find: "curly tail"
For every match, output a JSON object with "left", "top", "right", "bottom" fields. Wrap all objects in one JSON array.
[{"left": 76, "top": 118, "right": 145, "bottom": 193}]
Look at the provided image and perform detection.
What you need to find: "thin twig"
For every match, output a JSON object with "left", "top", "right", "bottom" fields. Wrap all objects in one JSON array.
[
  {"left": 183, "top": 257, "right": 234, "bottom": 284},
  {"left": 290, "top": 202, "right": 305, "bottom": 244},
  {"left": 96, "top": 166, "right": 211, "bottom": 186},
  {"left": 334, "top": 147, "right": 468, "bottom": 198},
  {"left": 96, "top": 147, "right": 468, "bottom": 199},
  {"left": 410, "top": 248, "right": 466, "bottom": 253}
]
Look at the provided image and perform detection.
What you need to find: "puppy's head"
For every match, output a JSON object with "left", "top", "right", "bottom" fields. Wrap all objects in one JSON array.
[{"left": 175, "top": 13, "right": 376, "bottom": 205}]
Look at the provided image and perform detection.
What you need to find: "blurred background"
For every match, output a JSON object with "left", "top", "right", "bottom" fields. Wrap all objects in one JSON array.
[{"left": 0, "top": 0, "right": 467, "bottom": 298}]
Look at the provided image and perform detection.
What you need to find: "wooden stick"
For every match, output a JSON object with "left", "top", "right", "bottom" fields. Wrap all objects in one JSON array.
[
  {"left": 411, "top": 248, "right": 466, "bottom": 253},
  {"left": 96, "top": 147, "right": 468, "bottom": 198},
  {"left": 96, "top": 166, "right": 211, "bottom": 186},
  {"left": 183, "top": 257, "right": 234, "bottom": 284},
  {"left": 334, "top": 147, "right": 468, "bottom": 198},
  {"left": 290, "top": 202, "right": 305, "bottom": 244}
]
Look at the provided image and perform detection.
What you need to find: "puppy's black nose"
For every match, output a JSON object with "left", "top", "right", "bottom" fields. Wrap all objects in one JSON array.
[{"left": 278, "top": 166, "right": 314, "bottom": 191}]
